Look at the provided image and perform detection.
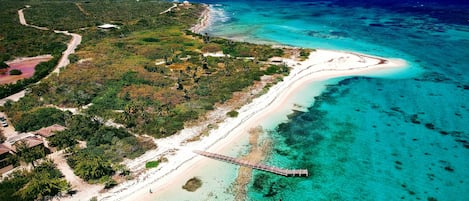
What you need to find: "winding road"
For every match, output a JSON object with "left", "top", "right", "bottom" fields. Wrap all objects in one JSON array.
[{"left": 0, "top": 7, "right": 82, "bottom": 106}]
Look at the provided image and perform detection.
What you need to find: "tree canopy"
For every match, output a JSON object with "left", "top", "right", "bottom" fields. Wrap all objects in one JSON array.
[{"left": 0, "top": 160, "right": 69, "bottom": 201}]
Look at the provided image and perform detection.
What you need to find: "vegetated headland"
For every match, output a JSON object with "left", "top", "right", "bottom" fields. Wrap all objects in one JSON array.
[
  {"left": 0, "top": 1, "right": 301, "bottom": 200},
  {"left": 0, "top": 1, "right": 406, "bottom": 201}
]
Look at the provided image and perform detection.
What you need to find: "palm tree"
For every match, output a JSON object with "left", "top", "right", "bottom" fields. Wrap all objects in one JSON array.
[
  {"left": 14, "top": 141, "right": 45, "bottom": 168},
  {"left": 15, "top": 168, "right": 69, "bottom": 200}
]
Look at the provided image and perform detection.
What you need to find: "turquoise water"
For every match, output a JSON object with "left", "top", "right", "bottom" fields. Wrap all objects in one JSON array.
[{"left": 190, "top": 0, "right": 469, "bottom": 200}]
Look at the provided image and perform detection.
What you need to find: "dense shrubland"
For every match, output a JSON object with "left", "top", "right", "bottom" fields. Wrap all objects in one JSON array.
[{"left": 0, "top": 160, "right": 70, "bottom": 201}]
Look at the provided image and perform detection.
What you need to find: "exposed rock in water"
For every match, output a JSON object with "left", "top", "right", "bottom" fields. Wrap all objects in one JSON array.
[{"left": 182, "top": 177, "right": 202, "bottom": 192}]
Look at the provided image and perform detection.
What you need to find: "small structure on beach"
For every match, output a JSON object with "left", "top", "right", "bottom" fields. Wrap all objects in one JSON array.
[
  {"left": 179, "top": 1, "right": 191, "bottom": 7},
  {"left": 269, "top": 57, "right": 284, "bottom": 63}
]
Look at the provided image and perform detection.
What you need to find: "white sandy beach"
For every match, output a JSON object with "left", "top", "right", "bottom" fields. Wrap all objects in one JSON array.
[{"left": 98, "top": 49, "right": 407, "bottom": 201}]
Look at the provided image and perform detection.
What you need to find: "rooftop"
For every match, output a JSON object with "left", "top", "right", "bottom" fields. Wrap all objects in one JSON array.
[
  {"left": 0, "top": 144, "right": 11, "bottom": 155},
  {"left": 35, "top": 124, "right": 66, "bottom": 138},
  {"left": 11, "top": 136, "right": 43, "bottom": 152}
]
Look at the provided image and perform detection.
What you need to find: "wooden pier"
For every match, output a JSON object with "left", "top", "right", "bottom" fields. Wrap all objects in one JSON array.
[{"left": 193, "top": 150, "right": 308, "bottom": 177}]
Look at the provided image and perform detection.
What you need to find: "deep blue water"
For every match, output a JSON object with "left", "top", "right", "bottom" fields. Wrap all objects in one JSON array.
[{"left": 190, "top": 0, "right": 469, "bottom": 200}]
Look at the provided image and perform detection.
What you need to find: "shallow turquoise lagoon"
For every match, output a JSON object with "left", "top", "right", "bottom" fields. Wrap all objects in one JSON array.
[{"left": 188, "top": 0, "right": 469, "bottom": 200}]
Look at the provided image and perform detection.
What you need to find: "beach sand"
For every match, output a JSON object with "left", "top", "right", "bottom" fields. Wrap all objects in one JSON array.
[
  {"left": 190, "top": 4, "right": 211, "bottom": 34},
  {"left": 99, "top": 49, "right": 407, "bottom": 201}
]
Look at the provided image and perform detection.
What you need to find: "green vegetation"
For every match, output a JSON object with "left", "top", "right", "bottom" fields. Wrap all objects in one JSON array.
[
  {"left": 227, "top": 110, "right": 239, "bottom": 117},
  {"left": 299, "top": 48, "right": 314, "bottom": 61},
  {"left": 13, "top": 107, "right": 69, "bottom": 132},
  {"left": 265, "top": 64, "right": 289, "bottom": 75},
  {"left": 0, "top": 62, "right": 9, "bottom": 69},
  {"left": 182, "top": 177, "right": 202, "bottom": 192},
  {"left": 2, "top": 0, "right": 289, "bottom": 137},
  {"left": 0, "top": 1, "right": 68, "bottom": 62},
  {"left": 0, "top": 160, "right": 69, "bottom": 201},
  {"left": 0, "top": 129, "right": 5, "bottom": 143},
  {"left": 145, "top": 160, "right": 160, "bottom": 169},
  {"left": 1, "top": 0, "right": 291, "bottom": 188},
  {"left": 67, "top": 149, "right": 114, "bottom": 181},
  {"left": 10, "top": 141, "right": 48, "bottom": 167},
  {"left": 68, "top": 54, "right": 79, "bottom": 64},
  {"left": 214, "top": 39, "right": 284, "bottom": 61},
  {"left": 9, "top": 69, "right": 22, "bottom": 75}
]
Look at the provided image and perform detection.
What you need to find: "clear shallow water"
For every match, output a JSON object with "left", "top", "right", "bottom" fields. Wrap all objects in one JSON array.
[{"left": 186, "top": 0, "right": 469, "bottom": 200}]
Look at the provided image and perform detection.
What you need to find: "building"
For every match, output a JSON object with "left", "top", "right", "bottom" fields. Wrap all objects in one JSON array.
[
  {"left": 98, "top": 24, "right": 120, "bottom": 30},
  {"left": 11, "top": 136, "right": 44, "bottom": 152},
  {"left": 0, "top": 144, "right": 13, "bottom": 174},
  {"left": 269, "top": 57, "right": 284, "bottom": 63},
  {"left": 34, "top": 124, "right": 66, "bottom": 138},
  {"left": 34, "top": 124, "right": 66, "bottom": 152}
]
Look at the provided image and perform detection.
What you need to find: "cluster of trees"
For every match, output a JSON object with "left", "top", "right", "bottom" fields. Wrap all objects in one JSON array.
[
  {"left": 13, "top": 107, "right": 69, "bottom": 132},
  {"left": 48, "top": 114, "right": 154, "bottom": 182},
  {"left": 0, "top": 61, "right": 9, "bottom": 69},
  {"left": 0, "top": 160, "right": 70, "bottom": 201},
  {"left": 22, "top": 1, "right": 176, "bottom": 31},
  {"left": 0, "top": 129, "right": 5, "bottom": 143},
  {"left": 9, "top": 141, "right": 48, "bottom": 168},
  {"left": 7, "top": 28, "right": 290, "bottom": 138},
  {"left": 2, "top": 95, "right": 154, "bottom": 183},
  {"left": 9, "top": 69, "right": 22, "bottom": 75}
]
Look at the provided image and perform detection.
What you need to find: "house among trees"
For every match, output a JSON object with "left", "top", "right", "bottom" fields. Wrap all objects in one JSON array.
[
  {"left": 35, "top": 124, "right": 66, "bottom": 138},
  {"left": 11, "top": 136, "right": 45, "bottom": 152},
  {"left": 11, "top": 136, "right": 49, "bottom": 167},
  {"left": 98, "top": 23, "right": 120, "bottom": 30},
  {"left": 0, "top": 144, "right": 13, "bottom": 174},
  {"left": 34, "top": 124, "right": 66, "bottom": 152}
]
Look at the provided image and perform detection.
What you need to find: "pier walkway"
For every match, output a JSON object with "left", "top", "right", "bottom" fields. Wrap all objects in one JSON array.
[{"left": 193, "top": 150, "right": 308, "bottom": 177}]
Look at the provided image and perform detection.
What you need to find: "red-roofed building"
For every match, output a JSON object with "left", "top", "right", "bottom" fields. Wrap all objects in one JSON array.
[
  {"left": 11, "top": 136, "right": 44, "bottom": 152},
  {"left": 0, "top": 144, "right": 13, "bottom": 173},
  {"left": 35, "top": 124, "right": 66, "bottom": 138}
]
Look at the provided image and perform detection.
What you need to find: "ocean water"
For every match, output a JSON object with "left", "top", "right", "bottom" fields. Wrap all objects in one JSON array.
[{"left": 184, "top": 0, "right": 469, "bottom": 201}]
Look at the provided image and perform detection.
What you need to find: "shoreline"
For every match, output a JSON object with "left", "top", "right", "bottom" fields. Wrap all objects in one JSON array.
[
  {"left": 190, "top": 4, "right": 211, "bottom": 34},
  {"left": 99, "top": 49, "right": 408, "bottom": 201}
]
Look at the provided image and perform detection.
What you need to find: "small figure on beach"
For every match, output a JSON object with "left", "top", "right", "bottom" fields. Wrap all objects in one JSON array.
[{"left": 149, "top": 188, "right": 152, "bottom": 194}]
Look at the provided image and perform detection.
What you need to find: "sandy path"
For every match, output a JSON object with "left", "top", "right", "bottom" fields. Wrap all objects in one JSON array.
[
  {"left": 51, "top": 31, "right": 82, "bottom": 75},
  {"left": 49, "top": 150, "right": 103, "bottom": 201},
  {"left": 160, "top": 3, "right": 177, "bottom": 15},
  {"left": 0, "top": 7, "right": 82, "bottom": 106}
]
